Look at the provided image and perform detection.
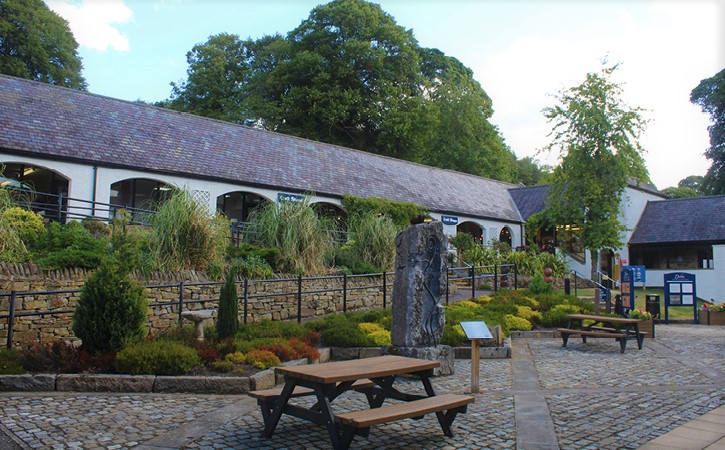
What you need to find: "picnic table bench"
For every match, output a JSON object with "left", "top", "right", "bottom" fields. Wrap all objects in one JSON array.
[
  {"left": 248, "top": 355, "right": 474, "bottom": 450},
  {"left": 558, "top": 313, "right": 646, "bottom": 353}
]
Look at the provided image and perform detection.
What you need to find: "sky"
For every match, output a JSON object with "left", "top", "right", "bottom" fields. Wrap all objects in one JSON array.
[{"left": 44, "top": 0, "right": 725, "bottom": 190}]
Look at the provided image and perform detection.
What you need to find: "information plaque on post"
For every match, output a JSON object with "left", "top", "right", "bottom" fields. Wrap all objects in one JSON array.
[{"left": 460, "top": 321, "right": 493, "bottom": 394}]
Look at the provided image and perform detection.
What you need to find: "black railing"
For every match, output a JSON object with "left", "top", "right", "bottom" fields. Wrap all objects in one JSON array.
[
  {"left": 445, "top": 263, "right": 518, "bottom": 304},
  {"left": 0, "top": 272, "right": 393, "bottom": 349}
]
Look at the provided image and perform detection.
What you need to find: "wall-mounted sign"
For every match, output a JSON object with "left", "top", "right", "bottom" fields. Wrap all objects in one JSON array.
[
  {"left": 277, "top": 192, "right": 305, "bottom": 203},
  {"left": 441, "top": 215, "right": 458, "bottom": 226},
  {"left": 664, "top": 272, "right": 697, "bottom": 324}
]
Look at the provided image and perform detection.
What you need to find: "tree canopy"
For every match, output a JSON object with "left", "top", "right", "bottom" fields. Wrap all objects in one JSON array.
[
  {"left": 164, "top": 0, "right": 517, "bottom": 181},
  {"left": 0, "top": 0, "right": 86, "bottom": 90},
  {"left": 542, "top": 64, "right": 649, "bottom": 275},
  {"left": 661, "top": 175, "right": 705, "bottom": 199},
  {"left": 691, "top": 67, "right": 725, "bottom": 195}
]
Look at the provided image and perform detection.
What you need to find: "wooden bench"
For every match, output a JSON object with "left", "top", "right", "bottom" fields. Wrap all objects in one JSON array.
[
  {"left": 335, "top": 394, "right": 475, "bottom": 449},
  {"left": 249, "top": 379, "right": 375, "bottom": 424},
  {"left": 557, "top": 328, "right": 630, "bottom": 353},
  {"left": 590, "top": 325, "right": 648, "bottom": 337}
]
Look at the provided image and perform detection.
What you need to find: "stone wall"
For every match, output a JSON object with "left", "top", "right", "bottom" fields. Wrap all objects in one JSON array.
[{"left": 0, "top": 263, "right": 391, "bottom": 349}]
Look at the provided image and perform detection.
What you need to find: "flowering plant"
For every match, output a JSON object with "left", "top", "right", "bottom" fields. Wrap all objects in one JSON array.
[
  {"left": 712, "top": 304, "right": 725, "bottom": 312},
  {"left": 628, "top": 308, "right": 653, "bottom": 320}
]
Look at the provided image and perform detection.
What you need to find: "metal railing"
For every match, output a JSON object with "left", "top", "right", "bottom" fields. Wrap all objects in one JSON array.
[
  {"left": 0, "top": 272, "right": 394, "bottom": 349},
  {"left": 445, "top": 263, "right": 518, "bottom": 303}
]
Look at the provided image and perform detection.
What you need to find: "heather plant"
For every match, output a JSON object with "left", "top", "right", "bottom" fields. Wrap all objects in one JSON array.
[{"left": 115, "top": 340, "right": 201, "bottom": 375}]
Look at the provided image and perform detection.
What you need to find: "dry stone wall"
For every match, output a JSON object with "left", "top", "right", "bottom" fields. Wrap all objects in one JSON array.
[{"left": 0, "top": 263, "right": 390, "bottom": 349}]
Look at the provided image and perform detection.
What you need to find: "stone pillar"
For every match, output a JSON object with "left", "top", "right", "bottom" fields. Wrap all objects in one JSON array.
[{"left": 390, "top": 222, "right": 454, "bottom": 375}]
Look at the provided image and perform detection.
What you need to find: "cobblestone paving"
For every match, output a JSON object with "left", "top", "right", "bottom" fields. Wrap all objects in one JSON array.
[
  {"left": 547, "top": 388, "right": 725, "bottom": 450},
  {"left": 0, "top": 393, "right": 238, "bottom": 449},
  {"left": 1, "top": 324, "right": 724, "bottom": 449}
]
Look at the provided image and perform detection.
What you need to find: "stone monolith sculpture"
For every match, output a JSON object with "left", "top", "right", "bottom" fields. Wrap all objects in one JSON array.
[{"left": 390, "top": 221, "right": 454, "bottom": 375}]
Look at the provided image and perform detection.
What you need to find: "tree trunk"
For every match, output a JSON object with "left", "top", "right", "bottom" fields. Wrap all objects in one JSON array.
[{"left": 590, "top": 248, "right": 600, "bottom": 282}]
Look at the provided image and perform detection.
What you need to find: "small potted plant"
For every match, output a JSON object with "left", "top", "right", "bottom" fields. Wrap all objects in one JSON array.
[
  {"left": 700, "top": 302, "right": 725, "bottom": 325},
  {"left": 627, "top": 308, "right": 654, "bottom": 338}
]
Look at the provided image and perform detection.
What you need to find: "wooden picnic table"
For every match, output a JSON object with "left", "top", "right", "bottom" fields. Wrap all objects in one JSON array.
[
  {"left": 558, "top": 313, "right": 645, "bottom": 353},
  {"left": 249, "top": 355, "right": 474, "bottom": 450}
]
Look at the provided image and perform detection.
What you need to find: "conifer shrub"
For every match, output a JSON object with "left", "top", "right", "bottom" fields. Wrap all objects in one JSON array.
[
  {"left": 115, "top": 340, "right": 201, "bottom": 375},
  {"left": 32, "top": 221, "right": 108, "bottom": 269},
  {"left": 73, "top": 256, "right": 148, "bottom": 353},
  {"left": 216, "top": 272, "right": 240, "bottom": 339}
]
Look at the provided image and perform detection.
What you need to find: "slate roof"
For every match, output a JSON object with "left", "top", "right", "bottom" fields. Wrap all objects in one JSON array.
[
  {"left": 0, "top": 75, "right": 522, "bottom": 223},
  {"left": 507, "top": 185, "right": 550, "bottom": 220},
  {"left": 629, "top": 195, "right": 725, "bottom": 245}
]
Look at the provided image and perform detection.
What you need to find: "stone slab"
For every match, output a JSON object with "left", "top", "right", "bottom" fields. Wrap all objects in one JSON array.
[
  {"left": 389, "top": 345, "right": 454, "bottom": 376},
  {"left": 154, "top": 376, "right": 250, "bottom": 394},
  {"left": 0, "top": 374, "right": 55, "bottom": 392},
  {"left": 250, "top": 368, "right": 276, "bottom": 390},
  {"left": 57, "top": 374, "right": 154, "bottom": 392}
]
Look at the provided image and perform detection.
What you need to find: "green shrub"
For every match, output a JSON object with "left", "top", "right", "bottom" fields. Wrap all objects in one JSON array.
[
  {"left": 441, "top": 324, "right": 467, "bottom": 347},
  {"left": 245, "top": 349, "right": 281, "bottom": 369},
  {"left": 216, "top": 272, "right": 240, "bottom": 339},
  {"left": 528, "top": 274, "right": 552, "bottom": 294},
  {"left": 231, "top": 255, "right": 274, "bottom": 279},
  {"left": 1, "top": 207, "right": 44, "bottom": 242},
  {"left": 210, "top": 359, "right": 236, "bottom": 372},
  {"left": 81, "top": 218, "right": 112, "bottom": 239},
  {"left": 505, "top": 314, "right": 533, "bottom": 331},
  {"left": 341, "top": 195, "right": 427, "bottom": 230},
  {"left": 32, "top": 221, "right": 108, "bottom": 269},
  {"left": 115, "top": 340, "right": 201, "bottom": 375},
  {"left": 344, "top": 213, "right": 397, "bottom": 272},
  {"left": 320, "top": 321, "right": 373, "bottom": 347},
  {"left": 73, "top": 257, "right": 148, "bottom": 353},
  {"left": 361, "top": 309, "right": 389, "bottom": 324},
  {"left": 0, "top": 349, "right": 25, "bottom": 375},
  {"left": 238, "top": 320, "right": 307, "bottom": 340},
  {"left": 228, "top": 243, "right": 280, "bottom": 270},
  {"left": 541, "top": 305, "right": 582, "bottom": 328}
]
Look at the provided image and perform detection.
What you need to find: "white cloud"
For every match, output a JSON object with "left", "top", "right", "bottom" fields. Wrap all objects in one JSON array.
[
  {"left": 46, "top": 0, "right": 133, "bottom": 52},
  {"left": 478, "top": 1, "right": 723, "bottom": 189}
]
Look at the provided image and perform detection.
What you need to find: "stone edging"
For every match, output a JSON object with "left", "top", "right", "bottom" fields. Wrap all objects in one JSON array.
[{"left": 0, "top": 340, "right": 518, "bottom": 394}]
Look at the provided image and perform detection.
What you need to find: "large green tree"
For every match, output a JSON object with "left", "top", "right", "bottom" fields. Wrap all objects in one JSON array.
[
  {"left": 542, "top": 64, "right": 649, "bottom": 278},
  {"left": 661, "top": 175, "right": 705, "bottom": 199},
  {"left": 691, "top": 68, "right": 725, "bottom": 195},
  {"left": 0, "top": 0, "right": 86, "bottom": 89},
  {"left": 165, "top": 0, "right": 515, "bottom": 181}
]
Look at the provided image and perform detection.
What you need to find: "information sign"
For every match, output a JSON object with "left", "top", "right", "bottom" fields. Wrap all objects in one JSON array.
[
  {"left": 277, "top": 192, "right": 305, "bottom": 203},
  {"left": 664, "top": 272, "right": 697, "bottom": 324},
  {"left": 620, "top": 267, "right": 635, "bottom": 310},
  {"left": 460, "top": 321, "right": 493, "bottom": 339},
  {"left": 441, "top": 215, "right": 459, "bottom": 226}
]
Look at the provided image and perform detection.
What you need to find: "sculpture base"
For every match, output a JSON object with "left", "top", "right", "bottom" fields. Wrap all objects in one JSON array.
[{"left": 388, "top": 345, "right": 454, "bottom": 376}]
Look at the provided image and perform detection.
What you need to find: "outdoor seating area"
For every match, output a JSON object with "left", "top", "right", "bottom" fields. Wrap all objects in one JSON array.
[
  {"left": 2, "top": 324, "right": 725, "bottom": 449},
  {"left": 558, "top": 313, "right": 647, "bottom": 353}
]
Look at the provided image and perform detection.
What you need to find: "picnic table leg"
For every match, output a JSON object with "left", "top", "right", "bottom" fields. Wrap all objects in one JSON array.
[
  {"left": 262, "top": 378, "right": 297, "bottom": 438},
  {"left": 619, "top": 336, "right": 627, "bottom": 353},
  {"left": 313, "top": 385, "right": 345, "bottom": 450},
  {"left": 634, "top": 324, "right": 644, "bottom": 349},
  {"left": 561, "top": 333, "right": 570, "bottom": 347}
]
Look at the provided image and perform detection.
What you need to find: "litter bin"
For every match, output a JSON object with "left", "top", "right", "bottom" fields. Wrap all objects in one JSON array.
[{"left": 646, "top": 294, "right": 660, "bottom": 319}]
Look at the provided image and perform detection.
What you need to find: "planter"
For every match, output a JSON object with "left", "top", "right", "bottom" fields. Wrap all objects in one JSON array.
[
  {"left": 637, "top": 319, "right": 655, "bottom": 338},
  {"left": 699, "top": 309, "right": 725, "bottom": 325}
]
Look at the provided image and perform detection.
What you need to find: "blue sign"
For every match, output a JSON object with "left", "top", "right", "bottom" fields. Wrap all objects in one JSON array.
[
  {"left": 624, "top": 265, "right": 646, "bottom": 283},
  {"left": 277, "top": 192, "right": 305, "bottom": 203},
  {"left": 620, "top": 267, "right": 635, "bottom": 310},
  {"left": 441, "top": 215, "right": 458, "bottom": 226},
  {"left": 664, "top": 272, "right": 697, "bottom": 324},
  {"left": 598, "top": 287, "right": 609, "bottom": 305}
]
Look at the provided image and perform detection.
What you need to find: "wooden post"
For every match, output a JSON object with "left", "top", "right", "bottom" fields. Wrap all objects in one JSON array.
[{"left": 471, "top": 338, "right": 480, "bottom": 394}]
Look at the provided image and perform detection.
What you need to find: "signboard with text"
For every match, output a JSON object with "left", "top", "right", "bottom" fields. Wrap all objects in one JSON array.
[
  {"left": 441, "top": 215, "right": 459, "bottom": 226},
  {"left": 277, "top": 192, "right": 305, "bottom": 203},
  {"left": 664, "top": 272, "right": 697, "bottom": 324},
  {"left": 620, "top": 267, "right": 635, "bottom": 310}
]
